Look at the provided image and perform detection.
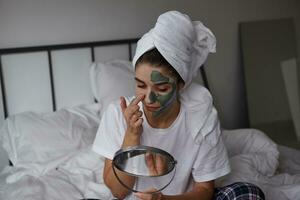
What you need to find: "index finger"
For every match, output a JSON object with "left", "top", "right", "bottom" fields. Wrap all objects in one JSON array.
[
  {"left": 120, "top": 96, "right": 127, "bottom": 113},
  {"left": 130, "top": 94, "right": 145, "bottom": 106}
]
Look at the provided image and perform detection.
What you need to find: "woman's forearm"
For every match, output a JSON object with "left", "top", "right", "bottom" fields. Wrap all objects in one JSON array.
[
  {"left": 122, "top": 130, "right": 141, "bottom": 147},
  {"left": 104, "top": 159, "right": 135, "bottom": 199},
  {"left": 104, "top": 131, "right": 141, "bottom": 199}
]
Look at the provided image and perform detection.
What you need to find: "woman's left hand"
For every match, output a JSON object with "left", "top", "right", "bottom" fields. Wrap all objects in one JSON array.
[{"left": 134, "top": 188, "right": 164, "bottom": 200}]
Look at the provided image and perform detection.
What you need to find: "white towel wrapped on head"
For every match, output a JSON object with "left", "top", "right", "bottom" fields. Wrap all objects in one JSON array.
[
  {"left": 133, "top": 10, "right": 216, "bottom": 88},
  {"left": 132, "top": 10, "right": 218, "bottom": 143}
]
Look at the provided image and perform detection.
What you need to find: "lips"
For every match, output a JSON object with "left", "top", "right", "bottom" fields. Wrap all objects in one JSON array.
[{"left": 144, "top": 105, "right": 160, "bottom": 111}]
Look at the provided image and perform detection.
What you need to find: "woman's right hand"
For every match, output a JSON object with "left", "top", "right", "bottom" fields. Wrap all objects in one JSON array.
[{"left": 120, "top": 95, "right": 145, "bottom": 139}]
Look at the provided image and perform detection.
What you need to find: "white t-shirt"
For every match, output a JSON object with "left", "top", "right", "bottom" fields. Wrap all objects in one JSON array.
[{"left": 93, "top": 85, "right": 230, "bottom": 199}]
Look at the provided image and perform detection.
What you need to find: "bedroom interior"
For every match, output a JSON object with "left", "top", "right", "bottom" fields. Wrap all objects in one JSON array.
[
  {"left": 0, "top": 0, "right": 300, "bottom": 199},
  {"left": 240, "top": 18, "right": 300, "bottom": 149}
]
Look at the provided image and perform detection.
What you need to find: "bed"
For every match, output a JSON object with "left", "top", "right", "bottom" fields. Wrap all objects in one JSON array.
[{"left": 0, "top": 38, "right": 299, "bottom": 200}]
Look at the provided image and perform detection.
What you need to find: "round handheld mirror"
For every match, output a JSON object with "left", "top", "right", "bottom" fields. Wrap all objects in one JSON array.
[{"left": 112, "top": 145, "right": 177, "bottom": 193}]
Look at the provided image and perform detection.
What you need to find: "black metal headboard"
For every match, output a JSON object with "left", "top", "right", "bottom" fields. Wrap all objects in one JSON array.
[
  {"left": 0, "top": 38, "right": 139, "bottom": 118},
  {"left": 0, "top": 38, "right": 209, "bottom": 120},
  {"left": 0, "top": 38, "right": 210, "bottom": 167}
]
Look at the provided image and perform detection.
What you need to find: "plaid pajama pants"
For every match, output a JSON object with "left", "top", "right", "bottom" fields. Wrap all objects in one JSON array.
[
  {"left": 214, "top": 182, "right": 265, "bottom": 200},
  {"left": 84, "top": 182, "right": 265, "bottom": 200}
]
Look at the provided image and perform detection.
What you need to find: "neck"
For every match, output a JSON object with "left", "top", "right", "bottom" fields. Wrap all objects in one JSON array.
[{"left": 144, "top": 100, "right": 181, "bottom": 129}]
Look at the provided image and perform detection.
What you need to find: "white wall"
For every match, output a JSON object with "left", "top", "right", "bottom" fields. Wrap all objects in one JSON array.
[
  {"left": 0, "top": 0, "right": 299, "bottom": 128},
  {"left": 0, "top": 0, "right": 299, "bottom": 170}
]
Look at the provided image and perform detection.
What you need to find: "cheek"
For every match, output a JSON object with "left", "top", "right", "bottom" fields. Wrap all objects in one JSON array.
[
  {"left": 157, "top": 86, "right": 177, "bottom": 105},
  {"left": 135, "top": 87, "right": 145, "bottom": 96}
]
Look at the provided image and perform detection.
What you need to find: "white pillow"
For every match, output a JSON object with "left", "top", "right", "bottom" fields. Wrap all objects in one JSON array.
[
  {"left": 0, "top": 104, "right": 101, "bottom": 167},
  {"left": 90, "top": 60, "right": 135, "bottom": 110},
  {"left": 222, "top": 128, "right": 279, "bottom": 176}
]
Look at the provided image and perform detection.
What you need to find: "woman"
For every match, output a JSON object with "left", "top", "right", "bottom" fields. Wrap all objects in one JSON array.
[{"left": 93, "top": 11, "right": 265, "bottom": 200}]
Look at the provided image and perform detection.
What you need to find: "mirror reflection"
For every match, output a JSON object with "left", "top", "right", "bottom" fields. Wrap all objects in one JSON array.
[
  {"left": 240, "top": 18, "right": 300, "bottom": 149},
  {"left": 113, "top": 146, "right": 176, "bottom": 177}
]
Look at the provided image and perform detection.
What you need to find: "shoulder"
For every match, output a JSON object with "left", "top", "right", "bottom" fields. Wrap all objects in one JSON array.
[
  {"left": 180, "top": 83, "right": 219, "bottom": 144},
  {"left": 102, "top": 96, "right": 135, "bottom": 120},
  {"left": 180, "top": 83, "right": 213, "bottom": 109}
]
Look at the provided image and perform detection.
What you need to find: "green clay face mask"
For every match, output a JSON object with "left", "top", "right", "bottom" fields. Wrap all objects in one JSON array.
[{"left": 149, "top": 71, "right": 177, "bottom": 117}]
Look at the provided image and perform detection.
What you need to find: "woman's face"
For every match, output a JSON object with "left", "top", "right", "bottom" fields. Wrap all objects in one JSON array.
[{"left": 135, "top": 63, "right": 181, "bottom": 117}]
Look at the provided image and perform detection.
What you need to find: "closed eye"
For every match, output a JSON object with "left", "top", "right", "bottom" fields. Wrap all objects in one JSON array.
[
  {"left": 137, "top": 84, "right": 146, "bottom": 88},
  {"left": 155, "top": 85, "right": 171, "bottom": 92},
  {"left": 135, "top": 78, "right": 146, "bottom": 89},
  {"left": 158, "top": 88, "right": 168, "bottom": 92}
]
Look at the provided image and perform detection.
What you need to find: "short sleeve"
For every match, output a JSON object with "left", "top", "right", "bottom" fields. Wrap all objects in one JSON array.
[
  {"left": 192, "top": 122, "right": 231, "bottom": 182},
  {"left": 92, "top": 101, "right": 126, "bottom": 160}
]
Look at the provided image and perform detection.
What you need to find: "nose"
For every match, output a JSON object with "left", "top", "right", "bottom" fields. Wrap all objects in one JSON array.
[{"left": 145, "top": 89, "right": 156, "bottom": 104}]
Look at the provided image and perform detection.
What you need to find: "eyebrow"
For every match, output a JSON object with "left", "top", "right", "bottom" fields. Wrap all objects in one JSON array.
[
  {"left": 153, "top": 80, "right": 170, "bottom": 85},
  {"left": 135, "top": 77, "right": 145, "bottom": 84},
  {"left": 135, "top": 77, "right": 170, "bottom": 85}
]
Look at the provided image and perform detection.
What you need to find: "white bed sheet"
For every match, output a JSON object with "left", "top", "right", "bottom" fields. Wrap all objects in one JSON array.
[
  {"left": 0, "top": 104, "right": 114, "bottom": 200},
  {"left": 0, "top": 105, "right": 300, "bottom": 200},
  {"left": 0, "top": 147, "right": 113, "bottom": 200},
  {"left": 218, "top": 129, "right": 300, "bottom": 200}
]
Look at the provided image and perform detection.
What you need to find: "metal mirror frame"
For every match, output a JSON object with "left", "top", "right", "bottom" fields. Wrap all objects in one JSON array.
[{"left": 112, "top": 145, "right": 177, "bottom": 193}]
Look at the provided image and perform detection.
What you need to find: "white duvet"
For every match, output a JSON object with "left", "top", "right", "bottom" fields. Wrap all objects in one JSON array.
[
  {"left": 0, "top": 147, "right": 113, "bottom": 200},
  {"left": 0, "top": 104, "right": 299, "bottom": 200},
  {"left": 0, "top": 104, "right": 113, "bottom": 200},
  {"left": 218, "top": 129, "right": 300, "bottom": 200}
]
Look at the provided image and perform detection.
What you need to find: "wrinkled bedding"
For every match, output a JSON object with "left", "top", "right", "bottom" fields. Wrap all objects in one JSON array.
[
  {"left": 0, "top": 105, "right": 299, "bottom": 200},
  {"left": 0, "top": 147, "right": 112, "bottom": 199},
  {"left": 218, "top": 129, "right": 300, "bottom": 200},
  {"left": 0, "top": 104, "right": 113, "bottom": 200}
]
